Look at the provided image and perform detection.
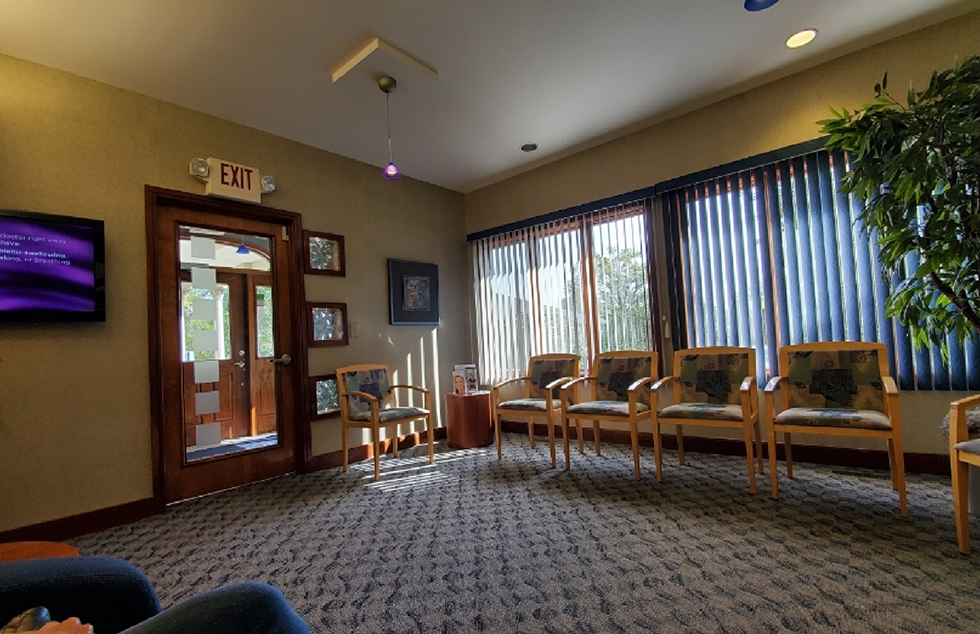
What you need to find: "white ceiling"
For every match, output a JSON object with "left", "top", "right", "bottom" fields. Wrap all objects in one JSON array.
[{"left": 0, "top": 1, "right": 976, "bottom": 193}]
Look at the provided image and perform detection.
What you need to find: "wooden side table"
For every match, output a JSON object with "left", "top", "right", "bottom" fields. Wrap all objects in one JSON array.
[
  {"left": 0, "top": 541, "right": 79, "bottom": 562},
  {"left": 445, "top": 391, "right": 493, "bottom": 449}
]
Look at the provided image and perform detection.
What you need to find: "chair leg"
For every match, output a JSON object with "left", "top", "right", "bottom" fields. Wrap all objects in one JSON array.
[
  {"left": 653, "top": 419, "right": 663, "bottom": 482},
  {"left": 527, "top": 417, "right": 536, "bottom": 448},
  {"left": 785, "top": 433, "right": 794, "bottom": 479},
  {"left": 743, "top": 424, "right": 757, "bottom": 494},
  {"left": 547, "top": 417, "right": 557, "bottom": 468},
  {"left": 373, "top": 427, "right": 381, "bottom": 482},
  {"left": 577, "top": 420, "right": 585, "bottom": 454},
  {"left": 593, "top": 420, "right": 601, "bottom": 456},
  {"left": 495, "top": 412, "right": 503, "bottom": 460},
  {"left": 392, "top": 432, "right": 399, "bottom": 458},
  {"left": 768, "top": 426, "right": 780, "bottom": 500},
  {"left": 630, "top": 421, "right": 640, "bottom": 481},
  {"left": 563, "top": 418, "right": 572, "bottom": 470},
  {"left": 426, "top": 416, "right": 435, "bottom": 464},
  {"left": 676, "top": 426, "right": 685, "bottom": 465},
  {"left": 754, "top": 421, "right": 765, "bottom": 474},
  {"left": 890, "top": 433, "right": 908, "bottom": 517},
  {"left": 888, "top": 438, "right": 899, "bottom": 490},
  {"left": 952, "top": 453, "right": 971, "bottom": 554},
  {"left": 342, "top": 423, "right": 349, "bottom": 473}
]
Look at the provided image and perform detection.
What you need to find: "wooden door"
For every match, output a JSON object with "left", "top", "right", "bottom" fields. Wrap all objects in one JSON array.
[{"left": 146, "top": 187, "right": 305, "bottom": 504}]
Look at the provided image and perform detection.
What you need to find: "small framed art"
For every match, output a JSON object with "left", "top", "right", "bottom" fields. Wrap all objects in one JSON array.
[
  {"left": 307, "top": 302, "right": 349, "bottom": 346},
  {"left": 388, "top": 259, "right": 439, "bottom": 325},
  {"left": 304, "top": 231, "right": 345, "bottom": 276},
  {"left": 309, "top": 374, "right": 341, "bottom": 420}
]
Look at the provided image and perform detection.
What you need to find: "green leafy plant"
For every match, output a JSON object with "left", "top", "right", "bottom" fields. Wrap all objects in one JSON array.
[{"left": 819, "top": 55, "right": 980, "bottom": 354}]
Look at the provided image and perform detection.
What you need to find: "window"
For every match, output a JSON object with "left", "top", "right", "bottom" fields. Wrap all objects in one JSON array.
[
  {"left": 471, "top": 202, "right": 653, "bottom": 385},
  {"left": 663, "top": 148, "right": 980, "bottom": 390}
]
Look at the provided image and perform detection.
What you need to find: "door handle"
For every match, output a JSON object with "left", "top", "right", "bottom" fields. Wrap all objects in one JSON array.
[{"left": 268, "top": 353, "right": 292, "bottom": 366}]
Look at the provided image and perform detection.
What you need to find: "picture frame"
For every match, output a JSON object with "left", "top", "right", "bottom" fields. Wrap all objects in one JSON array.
[
  {"left": 307, "top": 302, "right": 349, "bottom": 346},
  {"left": 309, "top": 374, "right": 341, "bottom": 420},
  {"left": 304, "top": 230, "right": 345, "bottom": 276},
  {"left": 387, "top": 259, "right": 439, "bottom": 325}
]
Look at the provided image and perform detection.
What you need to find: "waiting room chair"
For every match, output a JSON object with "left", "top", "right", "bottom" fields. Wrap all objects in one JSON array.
[
  {"left": 764, "top": 341, "right": 907, "bottom": 515},
  {"left": 560, "top": 350, "right": 658, "bottom": 479},
  {"left": 336, "top": 364, "right": 435, "bottom": 481},
  {"left": 652, "top": 346, "right": 764, "bottom": 492},
  {"left": 491, "top": 353, "right": 580, "bottom": 467},
  {"left": 949, "top": 393, "right": 980, "bottom": 554}
]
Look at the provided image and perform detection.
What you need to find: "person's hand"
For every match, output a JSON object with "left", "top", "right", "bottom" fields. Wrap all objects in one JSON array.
[{"left": 32, "top": 618, "right": 94, "bottom": 634}]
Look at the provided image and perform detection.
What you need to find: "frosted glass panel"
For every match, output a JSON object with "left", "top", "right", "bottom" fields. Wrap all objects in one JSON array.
[{"left": 194, "top": 390, "right": 221, "bottom": 416}]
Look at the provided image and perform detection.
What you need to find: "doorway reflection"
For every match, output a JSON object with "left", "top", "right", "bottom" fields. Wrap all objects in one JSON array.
[{"left": 178, "top": 226, "right": 279, "bottom": 462}]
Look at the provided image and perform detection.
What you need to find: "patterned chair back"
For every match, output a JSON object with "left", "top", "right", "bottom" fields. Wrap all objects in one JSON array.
[
  {"left": 339, "top": 366, "right": 394, "bottom": 415},
  {"left": 782, "top": 343, "right": 886, "bottom": 412},
  {"left": 592, "top": 352, "right": 656, "bottom": 406},
  {"left": 527, "top": 354, "right": 581, "bottom": 399},
  {"left": 677, "top": 348, "right": 753, "bottom": 405}
]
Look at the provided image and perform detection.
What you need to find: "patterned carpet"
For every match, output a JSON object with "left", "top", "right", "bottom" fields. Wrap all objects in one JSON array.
[{"left": 73, "top": 435, "right": 980, "bottom": 633}]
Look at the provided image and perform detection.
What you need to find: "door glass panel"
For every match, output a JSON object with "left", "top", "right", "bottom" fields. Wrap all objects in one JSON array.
[
  {"left": 177, "top": 225, "right": 277, "bottom": 463},
  {"left": 255, "top": 285, "right": 274, "bottom": 358}
]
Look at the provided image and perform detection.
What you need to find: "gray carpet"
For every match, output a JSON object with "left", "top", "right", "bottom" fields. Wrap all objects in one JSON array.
[{"left": 73, "top": 435, "right": 980, "bottom": 633}]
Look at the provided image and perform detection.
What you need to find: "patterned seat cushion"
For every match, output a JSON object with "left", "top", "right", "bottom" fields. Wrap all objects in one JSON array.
[
  {"left": 774, "top": 407, "right": 892, "bottom": 430},
  {"left": 351, "top": 406, "right": 428, "bottom": 422},
  {"left": 954, "top": 439, "right": 980, "bottom": 456},
  {"left": 498, "top": 397, "right": 551, "bottom": 412},
  {"left": 566, "top": 401, "right": 651, "bottom": 416},
  {"left": 659, "top": 403, "right": 744, "bottom": 421}
]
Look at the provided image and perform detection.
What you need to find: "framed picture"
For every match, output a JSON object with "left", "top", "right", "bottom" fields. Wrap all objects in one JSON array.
[
  {"left": 307, "top": 302, "right": 349, "bottom": 346},
  {"left": 388, "top": 259, "right": 439, "bottom": 325},
  {"left": 309, "top": 374, "right": 340, "bottom": 420},
  {"left": 304, "top": 231, "right": 345, "bottom": 276}
]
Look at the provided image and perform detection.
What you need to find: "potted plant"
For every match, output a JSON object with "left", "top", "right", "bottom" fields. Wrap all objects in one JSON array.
[{"left": 818, "top": 54, "right": 980, "bottom": 355}]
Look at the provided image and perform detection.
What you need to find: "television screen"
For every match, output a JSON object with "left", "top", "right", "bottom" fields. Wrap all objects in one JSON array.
[{"left": 0, "top": 210, "right": 106, "bottom": 322}]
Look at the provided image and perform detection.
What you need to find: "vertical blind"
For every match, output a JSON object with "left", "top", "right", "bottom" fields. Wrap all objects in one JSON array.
[
  {"left": 471, "top": 202, "right": 652, "bottom": 386},
  {"left": 663, "top": 148, "right": 980, "bottom": 390}
]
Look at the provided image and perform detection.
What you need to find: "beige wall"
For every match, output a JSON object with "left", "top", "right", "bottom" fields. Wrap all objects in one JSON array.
[
  {"left": 0, "top": 54, "right": 467, "bottom": 532},
  {"left": 464, "top": 11, "right": 980, "bottom": 456}
]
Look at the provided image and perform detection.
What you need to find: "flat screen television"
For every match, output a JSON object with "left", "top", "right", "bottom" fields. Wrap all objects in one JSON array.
[{"left": 0, "top": 210, "right": 106, "bottom": 322}]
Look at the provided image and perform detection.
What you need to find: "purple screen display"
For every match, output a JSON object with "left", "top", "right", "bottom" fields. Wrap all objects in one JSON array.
[{"left": 0, "top": 217, "right": 96, "bottom": 311}]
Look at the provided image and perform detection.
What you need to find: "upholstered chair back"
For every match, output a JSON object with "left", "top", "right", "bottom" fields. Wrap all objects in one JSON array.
[
  {"left": 339, "top": 366, "right": 394, "bottom": 415},
  {"left": 784, "top": 346, "right": 885, "bottom": 413},
  {"left": 594, "top": 354, "right": 654, "bottom": 407},
  {"left": 677, "top": 350, "right": 751, "bottom": 406},
  {"left": 527, "top": 356, "right": 580, "bottom": 399}
]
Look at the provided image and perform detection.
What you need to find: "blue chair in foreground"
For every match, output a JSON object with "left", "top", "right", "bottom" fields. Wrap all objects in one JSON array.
[
  {"left": 492, "top": 353, "right": 580, "bottom": 467},
  {"left": 336, "top": 364, "right": 435, "bottom": 481},
  {"left": 764, "top": 341, "right": 907, "bottom": 515},
  {"left": 949, "top": 393, "right": 980, "bottom": 553},
  {"left": 652, "top": 346, "right": 764, "bottom": 492},
  {"left": 560, "top": 350, "right": 658, "bottom": 479}
]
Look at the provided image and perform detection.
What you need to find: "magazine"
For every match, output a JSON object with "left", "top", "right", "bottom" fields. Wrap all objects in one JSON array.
[{"left": 453, "top": 364, "right": 479, "bottom": 393}]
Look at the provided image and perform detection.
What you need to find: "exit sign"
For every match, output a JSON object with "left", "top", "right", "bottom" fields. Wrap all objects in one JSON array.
[{"left": 205, "top": 158, "right": 261, "bottom": 203}]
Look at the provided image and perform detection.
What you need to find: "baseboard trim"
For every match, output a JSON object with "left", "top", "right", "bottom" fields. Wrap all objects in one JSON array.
[
  {"left": 304, "top": 427, "right": 448, "bottom": 474},
  {"left": 0, "top": 496, "right": 163, "bottom": 544},
  {"left": 502, "top": 421, "right": 950, "bottom": 477}
]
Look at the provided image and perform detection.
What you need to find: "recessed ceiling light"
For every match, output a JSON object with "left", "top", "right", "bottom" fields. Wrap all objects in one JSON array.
[
  {"left": 786, "top": 28, "right": 818, "bottom": 48},
  {"left": 521, "top": 143, "right": 538, "bottom": 152},
  {"left": 743, "top": 0, "right": 779, "bottom": 11}
]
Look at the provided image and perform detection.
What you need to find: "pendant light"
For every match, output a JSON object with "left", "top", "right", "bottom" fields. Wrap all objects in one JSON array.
[{"left": 379, "top": 75, "right": 401, "bottom": 179}]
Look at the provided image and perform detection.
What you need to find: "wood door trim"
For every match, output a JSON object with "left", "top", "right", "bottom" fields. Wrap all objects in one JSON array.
[{"left": 145, "top": 186, "right": 310, "bottom": 507}]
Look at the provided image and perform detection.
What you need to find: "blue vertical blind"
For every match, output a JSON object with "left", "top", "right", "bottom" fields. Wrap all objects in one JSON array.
[
  {"left": 663, "top": 148, "right": 979, "bottom": 390},
  {"left": 471, "top": 202, "right": 652, "bottom": 385}
]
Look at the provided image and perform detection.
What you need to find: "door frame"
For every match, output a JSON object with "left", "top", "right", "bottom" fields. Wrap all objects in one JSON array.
[{"left": 145, "top": 186, "right": 311, "bottom": 505}]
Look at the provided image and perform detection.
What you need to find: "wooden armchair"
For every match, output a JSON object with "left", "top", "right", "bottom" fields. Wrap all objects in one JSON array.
[
  {"left": 560, "top": 351, "right": 658, "bottom": 479},
  {"left": 492, "top": 353, "right": 580, "bottom": 467},
  {"left": 764, "top": 342, "right": 907, "bottom": 515},
  {"left": 336, "top": 364, "right": 435, "bottom": 481},
  {"left": 651, "top": 347, "right": 764, "bottom": 492},
  {"left": 949, "top": 393, "right": 980, "bottom": 553}
]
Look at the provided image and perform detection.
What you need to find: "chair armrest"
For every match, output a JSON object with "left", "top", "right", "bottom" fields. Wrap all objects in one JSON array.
[
  {"left": 651, "top": 376, "right": 674, "bottom": 392},
  {"left": 493, "top": 376, "right": 529, "bottom": 390},
  {"left": 763, "top": 375, "right": 786, "bottom": 419},
  {"left": 543, "top": 376, "right": 577, "bottom": 405},
  {"left": 345, "top": 390, "right": 378, "bottom": 403},
  {"left": 627, "top": 376, "right": 657, "bottom": 410},
  {"left": 391, "top": 384, "right": 430, "bottom": 395},
  {"left": 561, "top": 376, "right": 596, "bottom": 404},
  {"left": 951, "top": 393, "right": 980, "bottom": 445},
  {"left": 740, "top": 376, "right": 758, "bottom": 416}
]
